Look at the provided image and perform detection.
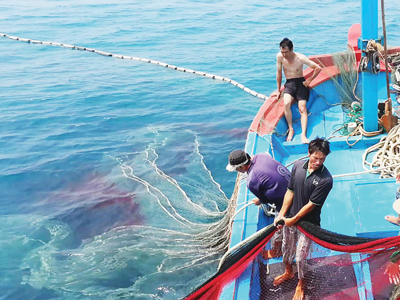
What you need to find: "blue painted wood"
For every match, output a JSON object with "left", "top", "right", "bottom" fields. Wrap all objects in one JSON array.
[
  {"left": 270, "top": 134, "right": 290, "bottom": 163},
  {"left": 230, "top": 221, "right": 244, "bottom": 247},
  {"left": 323, "top": 105, "right": 345, "bottom": 137},
  {"left": 352, "top": 253, "right": 368, "bottom": 300},
  {"left": 249, "top": 257, "right": 262, "bottom": 300},
  {"left": 361, "top": 0, "right": 379, "bottom": 132},
  {"left": 361, "top": 255, "right": 374, "bottom": 300},
  {"left": 227, "top": 68, "right": 400, "bottom": 299},
  {"left": 274, "top": 77, "right": 346, "bottom": 138},
  {"left": 321, "top": 179, "right": 358, "bottom": 236},
  {"left": 245, "top": 131, "right": 257, "bottom": 156},
  {"left": 354, "top": 179, "right": 400, "bottom": 237},
  {"left": 218, "top": 282, "right": 235, "bottom": 300},
  {"left": 304, "top": 112, "right": 326, "bottom": 138},
  {"left": 234, "top": 264, "right": 253, "bottom": 300}
]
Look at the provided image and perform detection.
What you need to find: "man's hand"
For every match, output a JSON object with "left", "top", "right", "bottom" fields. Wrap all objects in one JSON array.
[
  {"left": 252, "top": 198, "right": 261, "bottom": 206},
  {"left": 384, "top": 261, "right": 400, "bottom": 284},
  {"left": 274, "top": 214, "right": 286, "bottom": 229},
  {"left": 274, "top": 215, "right": 282, "bottom": 226},
  {"left": 303, "top": 80, "right": 311, "bottom": 87},
  {"left": 271, "top": 90, "right": 281, "bottom": 98},
  {"left": 283, "top": 217, "right": 297, "bottom": 227}
]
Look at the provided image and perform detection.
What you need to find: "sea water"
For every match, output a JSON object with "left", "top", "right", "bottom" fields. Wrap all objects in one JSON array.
[{"left": 1, "top": 0, "right": 400, "bottom": 299}]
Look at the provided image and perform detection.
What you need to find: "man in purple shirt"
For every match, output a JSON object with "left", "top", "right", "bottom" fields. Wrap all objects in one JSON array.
[{"left": 227, "top": 149, "right": 291, "bottom": 258}]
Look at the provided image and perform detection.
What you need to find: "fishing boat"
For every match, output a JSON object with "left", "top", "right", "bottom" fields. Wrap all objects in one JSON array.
[{"left": 185, "top": 0, "right": 400, "bottom": 299}]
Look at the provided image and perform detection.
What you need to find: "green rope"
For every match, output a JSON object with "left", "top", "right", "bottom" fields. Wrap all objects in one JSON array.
[{"left": 333, "top": 102, "right": 363, "bottom": 136}]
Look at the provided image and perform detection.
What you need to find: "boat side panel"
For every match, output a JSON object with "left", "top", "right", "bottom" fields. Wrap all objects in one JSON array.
[{"left": 354, "top": 179, "right": 400, "bottom": 238}]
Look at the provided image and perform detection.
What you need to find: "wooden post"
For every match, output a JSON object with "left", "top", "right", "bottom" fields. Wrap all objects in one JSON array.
[{"left": 380, "top": 0, "right": 398, "bottom": 132}]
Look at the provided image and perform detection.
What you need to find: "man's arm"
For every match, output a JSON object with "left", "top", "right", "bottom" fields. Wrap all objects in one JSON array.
[
  {"left": 284, "top": 201, "right": 315, "bottom": 226},
  {"left": 274, "top": 189, "right": 294, "bottom": 226},
  {"left": 299, "top": 54, "right": 322, "bottom": 87},
  {"left": 272, "top": 53, "right": 283, "bottom": 96}
]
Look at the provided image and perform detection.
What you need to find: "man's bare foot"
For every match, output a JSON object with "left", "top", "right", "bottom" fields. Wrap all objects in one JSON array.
[
  {"left": 301, "top": 135, "right": 309, "bottom": 144},
  {"left": 261, "top": 249, "right": 282, "bottom": 259},
  {"left": 286, "top": 129, "right": 294, "bottom": 142},
  {"left": 293, "top": 281, "right": 305, "bottom": 300},
  {"left": 273, "top": 271, "right": 295, "bottom": 286},
  {"left": 385, "top": 215, "right": 400, "bottom": 226}
]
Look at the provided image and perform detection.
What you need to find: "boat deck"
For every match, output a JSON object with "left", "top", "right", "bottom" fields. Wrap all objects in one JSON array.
[
  {"left": 232, "top": 104, "right": 399, "bottom": 244},
  {"left": 220, "top": 103, "right": 400, "bottom": 300},
  {"left": 217, "top": 22, "right": 400, "bottom": 300}
]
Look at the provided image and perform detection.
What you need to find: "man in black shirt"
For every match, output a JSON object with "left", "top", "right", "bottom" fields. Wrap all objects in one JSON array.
[{"left": 273, "top": 137, "right": 333, "bottom": 300}]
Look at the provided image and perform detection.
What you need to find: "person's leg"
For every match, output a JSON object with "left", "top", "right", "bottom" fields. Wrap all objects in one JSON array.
[
  {"left": 274, "top": 226, "right": 297, "bottom": 286},
  {"left": 262, "top": 229, "right": 283, "bottom": 259},
  {"left": 293, "top": 279, "right": 305, "bottom": 300},
  {"left": 262, "top": 211, "right": 283, "bottom": 259},
  {"left": 298, "top": 100, "right": 309, "bottom": 144},
  {"left": 293, "top": 230, "right": 312, "bottom": 300},
  {"left": 386, "top": 188, "right": 400, "bottom": 225},
  {"left": 284, "top": 93, "right": 295, "bottom": 142}
]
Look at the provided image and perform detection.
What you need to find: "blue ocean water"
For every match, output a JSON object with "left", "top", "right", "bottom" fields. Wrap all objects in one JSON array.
[{"left": 1, "top": 1, "right": 400, "bottom": 299}]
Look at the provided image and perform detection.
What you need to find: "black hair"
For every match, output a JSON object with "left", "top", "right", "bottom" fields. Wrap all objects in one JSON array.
[
  {"left": 308, "top": 137, "right": 330, "bottom": 156},
  {"left": 279, "top": 38, "right": 293, "bottom": 51},
  {"left": 244, "top": 153, "right": 251, "bottom": 166}
]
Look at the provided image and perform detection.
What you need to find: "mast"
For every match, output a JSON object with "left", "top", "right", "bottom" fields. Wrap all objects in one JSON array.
[{"left": 360, "top": 0, "right": 379, "bottom": 132}]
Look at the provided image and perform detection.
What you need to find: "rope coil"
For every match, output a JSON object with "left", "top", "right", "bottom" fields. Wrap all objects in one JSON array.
[{"left": 363, "top": 124, "right": 400, "bottom": 178}]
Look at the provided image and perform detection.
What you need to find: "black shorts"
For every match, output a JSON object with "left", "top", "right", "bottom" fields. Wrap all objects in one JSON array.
[{"left": 283, "top": 77, "right": 310, "bottom": 102}]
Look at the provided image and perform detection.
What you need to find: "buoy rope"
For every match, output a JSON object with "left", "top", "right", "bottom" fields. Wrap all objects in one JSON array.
[{"left": 0, "top": 33, "right": 268, "bottom": 101}]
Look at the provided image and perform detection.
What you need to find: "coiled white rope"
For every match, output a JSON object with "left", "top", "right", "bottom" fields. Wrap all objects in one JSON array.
[
  {"left": 0, "top": 33, "right": 268, "bottom": 101},
  {"left": 363, "top": 124, "right": 400, "bottom": 178},
  {"left": 345, "top": 123, "right": 383, "bottom": 147},
  {"left": 333, "top": 162, "right": 400, "bottom": 178}
]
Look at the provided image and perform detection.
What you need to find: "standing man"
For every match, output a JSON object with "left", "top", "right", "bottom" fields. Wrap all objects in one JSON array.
[
  {"left": 226, "top": 149, "right": 291, "bottom": 258},
  {"left": 274, "top": 137, "right": 333, "bottom": 300},
  {"left": 272, "top": 38, "right": 322, "bottom": 143}
]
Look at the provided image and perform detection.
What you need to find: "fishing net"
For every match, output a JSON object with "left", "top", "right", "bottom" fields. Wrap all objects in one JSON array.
[
  {"left": 331, "top": 48, "right": 361, "bottom": 106},
  {"left": 314, "top": 47, "right": 361, "bottom": 108},
  {"left": 184, "top": 220, "right": 400, "bottom": 300}
]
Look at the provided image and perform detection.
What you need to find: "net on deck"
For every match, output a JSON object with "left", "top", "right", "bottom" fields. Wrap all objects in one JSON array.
[{"left": 184, "top": 220, "right": 400, "bottom": 300}]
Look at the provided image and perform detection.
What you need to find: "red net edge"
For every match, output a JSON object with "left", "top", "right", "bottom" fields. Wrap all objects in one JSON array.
[{"left": 184, "top": 229, "right": 278, "bottom": 300}]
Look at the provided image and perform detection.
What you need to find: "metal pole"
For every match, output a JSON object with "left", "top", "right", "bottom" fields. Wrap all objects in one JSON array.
[
  {"left": 361, "top": 0, "right": 379, "bottom": 132},
  {"left": 381, "top": 0, "right": 391, "bottom": 101},
  {"left": 380, "top": 0, "right": 398, "bottom": 132}
]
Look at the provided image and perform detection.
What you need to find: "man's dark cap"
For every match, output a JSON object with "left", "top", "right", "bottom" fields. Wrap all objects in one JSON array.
[{"left": 226, "top": 150, "right": 249, "bottom": 172}]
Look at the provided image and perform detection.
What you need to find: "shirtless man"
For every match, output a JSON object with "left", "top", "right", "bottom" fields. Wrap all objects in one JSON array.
[{"left": 272, "top": 38, "right": 322, "bottom": 143}]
